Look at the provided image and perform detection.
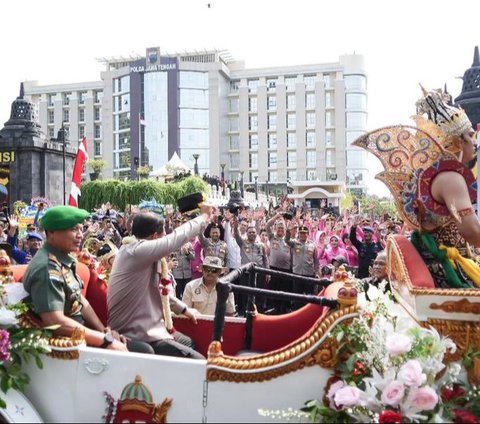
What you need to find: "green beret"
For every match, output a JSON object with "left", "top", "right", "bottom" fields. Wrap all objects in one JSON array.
[{"left": 40, "top": 206, "right": 90, "bottom": 231}]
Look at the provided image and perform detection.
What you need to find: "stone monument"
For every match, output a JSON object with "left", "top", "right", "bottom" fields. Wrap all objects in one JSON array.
[
  {"left": 0, "top": 83, "right": 76, "bottom": 207},
  {"left": 455, "top": 46, "right": 480, "bottom": 129}
]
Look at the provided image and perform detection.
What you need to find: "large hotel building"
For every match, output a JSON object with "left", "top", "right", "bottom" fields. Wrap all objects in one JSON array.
[{"left": 24, "top": 48, "right": 368, "bottom": 208}]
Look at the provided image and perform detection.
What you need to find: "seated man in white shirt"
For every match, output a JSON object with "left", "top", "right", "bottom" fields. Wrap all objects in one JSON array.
[{"left": 182, "top": 256, "right": 236, "bottom": 316}]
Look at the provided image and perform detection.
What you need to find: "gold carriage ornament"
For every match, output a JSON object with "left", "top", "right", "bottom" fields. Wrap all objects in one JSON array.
[{"left": 335, "top": 265, "right": 358, "bottom": 307}]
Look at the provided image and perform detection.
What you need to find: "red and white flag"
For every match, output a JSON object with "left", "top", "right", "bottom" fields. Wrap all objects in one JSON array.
[{"left": 68, "top": 137, "right": 89, "bottom": 207}]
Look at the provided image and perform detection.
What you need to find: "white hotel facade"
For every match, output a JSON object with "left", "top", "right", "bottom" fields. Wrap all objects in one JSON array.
[{"left": 24, "top": 48, "right": 368, "bottom": 208}]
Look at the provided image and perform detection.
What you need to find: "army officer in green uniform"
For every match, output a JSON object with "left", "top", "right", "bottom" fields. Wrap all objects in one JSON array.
[{"left": 23, "top": 205, "right": 150, "bottom": 353}]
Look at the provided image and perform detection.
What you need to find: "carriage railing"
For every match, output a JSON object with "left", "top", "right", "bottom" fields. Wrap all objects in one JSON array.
[{"left": 213, "top": 263, "right": 339, "bottom": 350}]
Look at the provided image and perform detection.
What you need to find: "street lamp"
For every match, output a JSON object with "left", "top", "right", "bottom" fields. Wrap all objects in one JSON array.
[
  {"left": 56, "top": 124, "right": 69, "bottom": 205},
  {"left": 254, "top": 176, "right": 258, "bottom": 200},
  {"left": 220, "top": 163, "right": 226, "bottom": 195},
  {"left": 193, "top": 154, "right": 200, "bottom": 176}
]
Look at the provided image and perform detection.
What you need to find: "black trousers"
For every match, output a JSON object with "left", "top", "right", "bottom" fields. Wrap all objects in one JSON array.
[
  {"left": 235, "top": 272, "right": 267, "bottom": 317},
  {"left": 269, "top": 266, "right": 292, "bottom": 314},
  {"left": 149, "top": 331, "right": 205, "bottom": 360},
  {"left": 175, "top": 277, "right": 191, "bottom": 299}
]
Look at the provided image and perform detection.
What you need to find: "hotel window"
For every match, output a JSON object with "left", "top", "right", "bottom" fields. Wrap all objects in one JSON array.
[
  {"left": 95, "top": 107, "right": 101, "bottom": 121},
  {"left": 288, "top": 169, "right": 297, "bottom": 181},
  {"left": 345, "top": 75, "right": 366, "bottom": 91},
  {"left": 306, "top": 112, "right": 316, "bottom": 128},
  {"left": 267, "top": 96, "right": 277, "bottom": 111},
  {"left": 325, "top": 92, "right": 333, "bottom": 108},
  {"left": 306, "top": 132, "right": 316, "bottom": 147},
  {"left": 267, "top": 78, "right": 276, "bottom": 91},
  {"left": 287, "top": 132, "right": 296, "bottom": 148},
  {"left": 229, "top": 135, "right": 239, "bottom": 150},
  {"left": 63, "top": 109, "right": 70, "bottom": 123},
  {"left": 48, "top": 110, "right": 54, "bottom": 124},
  {"left": 230, "top": 80, "right": 239, "bottom": 93},
  {"left": 94, "top": 90, "right": 103, "bottom": 104},
  {"left": 307, "top": 169, "right": 317, "bottom": 181},
  {"left": 229, "top": 98, "right": 239, "bottom": 113},
  {"left": 119, "top": 151, "right": 130, "bottom": 168},
  {"left": 304, "top": 75, "right": 316, "bottom": 90},
  {"left": 230, "top": 152, "right": 240, "bottom": 168},
  {"left": 346, "top": 112, "right": 367, "bottom": 129},
  {"left": 285, "top": 77, "right": 296, "bottom": 91},
  {"left": 79, "top": 109, "right": 85, "bottom": 122},
  {"left": 94, "top": 141, "right": 102, "bottom": 156},
  {"left": 347, "top": 170, "right": 365, "bottom": 186},
  {"left": 268, "top": 133, "right": 277, "bottom": 149},
  {"left": 326, "top": 130, "right": 335, "bottom": 147},
  {"left": 47, "top": 94, "right": 55, "bottom": 107},
  {"left": 230, "top": 118, "right": 239, "bottom": 131},
  {"left": 249, "top": 97, "right": 257, "bottom": 112},
  {"left": 63, "top": 93, "right": 71, "bottom": 106},
  {"left": 287, "top": 113, "right": 296, "bottom": 130},
  {"left": 269, "top": 170, "right": 278, "bottom": 182},
  {"left": 78, "top": 91, "right": 86, "bottom": 105},
  {"left": 326, "top": 150, "right": 334, "bottom": 167},
  {"left": 287, "top": 94, "right": 296, "bottom": 110},
  {"left": 346, "top": 131, "right": 364, "bottom": 146},
  {"left": 326, "top": 111, "right": 333, "bottom": 127},
  {"left": 306, "top": 93, "right": 316, "bottom": 108},
  {"left": 118, "top": 133, "right": 131, "bottom": 149},
  {"left": 79, "top": 125, "right": 85, "bottom": 139},
  {"left": 346, "top": 93, "right": 367, "bottom": 109},
  {"left": 249, "top": 152, "right": 258, "bottom": 168},
  {"left": 268, "top": 152, "right": 277, "bottom": 168},
  {"left": 323, "top": 74, "right": 332, "bottom": 89},
  {"left": 248, "top": 79, "right": 258, "bottom": 93},
  {"left": 268, "top": 115, "right": 277, "bottom": 130},
  {"left": 306, "top": 150, "right": 316, "bottom": 167},
  {"left": 95, "top": 124, "right": 101, "bottom": 139},
  {"left": 249, "top": 134, "right": 259, "bottom": 149},
  {"left": 250, "top": 171, "right": 258, "bottom": 182},
  {"left": 48, "top": 127, "right": 55, "bottom": 138},
  {"left": 288, "top": 151, "right": 297, "bottom": 167},
  {"left": 249, "top": 116, "right": 258, "bottom": 131}
]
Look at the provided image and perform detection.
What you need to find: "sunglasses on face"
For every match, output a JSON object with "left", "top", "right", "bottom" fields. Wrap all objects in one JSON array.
[{"left": 203, "top": 267, "right": 220, "bottom": 274}]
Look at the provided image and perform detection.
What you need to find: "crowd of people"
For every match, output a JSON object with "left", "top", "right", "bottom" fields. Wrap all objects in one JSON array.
[{"left": 0, "top": 195, "right": 398, "bottom": 360}]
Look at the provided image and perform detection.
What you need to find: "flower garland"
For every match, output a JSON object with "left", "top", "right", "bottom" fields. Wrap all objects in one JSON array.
[
  {"left": 0, "top": 276, "right": 52, "bottom": 409},
  {"left": 159, "top": 258, "right": 175, "bottom": 335}
]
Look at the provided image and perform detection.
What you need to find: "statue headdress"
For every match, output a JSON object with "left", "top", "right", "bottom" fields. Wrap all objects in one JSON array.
[{"left": 416, "top": 86, "right": 472, "bottom": 137}]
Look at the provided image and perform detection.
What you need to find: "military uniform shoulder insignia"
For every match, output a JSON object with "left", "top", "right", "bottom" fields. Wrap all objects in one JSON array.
[
  {"left": 48, "top": 252, "right": 61, "bottom": 264},
  {"left": 48, "top": 268, "right": 63, "bottom": 281}
]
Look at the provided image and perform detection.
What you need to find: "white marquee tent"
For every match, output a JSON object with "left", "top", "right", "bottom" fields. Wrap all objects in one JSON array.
[{"left": 150, "top": 152, "right": 191, "bottom": 178}]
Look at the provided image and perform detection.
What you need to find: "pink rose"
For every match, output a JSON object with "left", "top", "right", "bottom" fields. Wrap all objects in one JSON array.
[
  {"left": 408, "top": 386, "right": 438, "bottom": 412},
  {"left": 381, "top": 380, "right": 405, "bottom": 406},
  {"left": 398, "top": 360, "right": 426, "bottom": 387},
  {"left": 333, "top": 386, "right": 363, "bottom": 408},
  {"left": 327, "top": 380, "right": 346, "bottom": 410},
  {"left": 386, "top": 333, "right": 412, "bottom": 356}
]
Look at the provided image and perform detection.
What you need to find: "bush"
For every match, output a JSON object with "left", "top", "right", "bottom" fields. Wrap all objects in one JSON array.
[{"left": 78, "top": 176, "right": 208, "bottom": 211}]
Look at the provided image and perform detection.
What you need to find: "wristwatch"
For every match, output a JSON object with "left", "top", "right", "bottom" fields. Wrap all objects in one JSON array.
[{"left": 100, "top": 332, "right": 114, "bottom": 348}]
